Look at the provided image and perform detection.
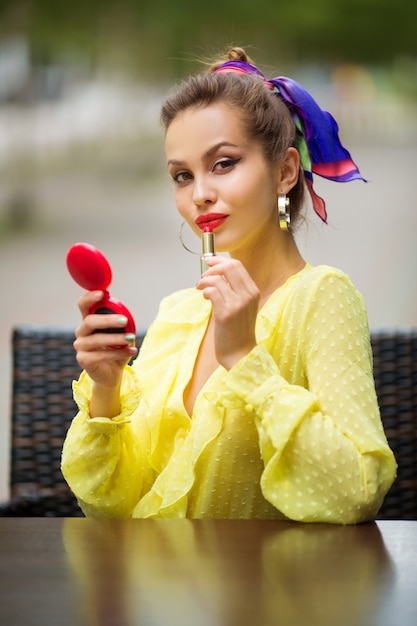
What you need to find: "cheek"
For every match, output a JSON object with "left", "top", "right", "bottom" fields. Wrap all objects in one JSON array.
[
  {"left": 174, "top": 188, "right": 188, "bottom": 216},
  {"left": 174, "top": 191, "right": 200, "bottom": 234}
]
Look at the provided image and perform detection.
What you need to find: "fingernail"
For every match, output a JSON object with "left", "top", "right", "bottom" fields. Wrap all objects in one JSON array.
[
  {"left": 117, "top": 315, "right": 128, "bottom": 325},
  {"left": 125, "top": 333, "right": 135, "bottom": 342}
]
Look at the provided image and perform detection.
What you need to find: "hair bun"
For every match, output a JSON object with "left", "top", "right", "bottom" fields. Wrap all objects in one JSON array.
[{"left": 226, "top": 47, "right": 249, "bottom": 62}]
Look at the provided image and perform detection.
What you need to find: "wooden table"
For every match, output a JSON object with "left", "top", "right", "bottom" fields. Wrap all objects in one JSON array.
[{"left": 0, "top": 518, "right": 416, "bottom": 625}]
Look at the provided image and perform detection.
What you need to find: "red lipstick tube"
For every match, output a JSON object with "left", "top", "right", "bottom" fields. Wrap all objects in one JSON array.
[{"left": 200, "top": 226, "right": 215, "bottom": 275}]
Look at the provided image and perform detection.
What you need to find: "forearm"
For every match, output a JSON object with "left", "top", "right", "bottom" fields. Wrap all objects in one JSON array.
[
  {"left": 61, "top": 411, "right": 142, "bottom": 517},
  {"left": 220, "top": 344, "right": 396, "bottom": 523},
  {"left": 62, "top": 367, "right": 149, "bottom": 517},
  {"left": 259, "top": 413, "right": 396, "bottom": 523}
]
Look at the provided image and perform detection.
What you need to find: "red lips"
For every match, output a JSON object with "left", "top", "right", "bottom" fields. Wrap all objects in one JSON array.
[{"left": 195, "top": 213, "right": 228, "bottom": 231}]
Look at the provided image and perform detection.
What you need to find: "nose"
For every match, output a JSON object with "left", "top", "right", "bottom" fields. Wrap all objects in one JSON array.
[{"left": 192, "top": 175, "right": 217, "bottom": 208}]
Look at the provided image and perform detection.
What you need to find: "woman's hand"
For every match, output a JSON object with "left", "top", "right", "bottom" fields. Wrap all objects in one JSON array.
[
  {"left": 196, "top": 256, "right": 260, "bottom": 369},
  {"left": 74, "top": 290, "right": 137, "bottom": 392}
]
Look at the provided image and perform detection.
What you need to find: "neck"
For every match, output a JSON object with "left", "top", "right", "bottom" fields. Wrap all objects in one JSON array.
[{"left": 230, "top": 231, "right": 306, "bottom": 306}]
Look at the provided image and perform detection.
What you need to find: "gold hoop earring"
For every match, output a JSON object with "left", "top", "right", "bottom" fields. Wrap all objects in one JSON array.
[
  {"left": 278, "top": 193, "right": 290, "bottom": 231},
  {"left": 179, "top": 221, "right": 200, "bottom": 255}
]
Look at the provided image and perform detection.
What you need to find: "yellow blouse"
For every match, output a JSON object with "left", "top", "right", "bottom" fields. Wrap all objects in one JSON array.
[{"left": 61, "top": 263, "right": 396, "bottom": 522}]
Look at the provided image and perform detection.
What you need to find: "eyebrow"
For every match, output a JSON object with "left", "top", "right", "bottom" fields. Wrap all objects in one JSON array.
[{"left": 167, "top": 141, "right": 239, "bottom": 167}]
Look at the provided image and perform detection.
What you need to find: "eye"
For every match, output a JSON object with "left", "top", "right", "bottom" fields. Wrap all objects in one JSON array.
[
  {"left": 171, "top": 170, "right": 193, "bottom": 184},
  {"left": 213, "top": 157, "right": 241, "bottom": 172}
]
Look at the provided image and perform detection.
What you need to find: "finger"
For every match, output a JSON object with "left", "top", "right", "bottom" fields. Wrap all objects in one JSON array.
[
  {"left": 74, "top": 330, "right": 136, "bottom": 352},
  {"left": 198, "top": 274, "right": 233, "bottom": 304},
  {"left": 199, "top": 262, "right": 258, "bottom": 300},
  {"left": 76, "top": 313, "right": 131, "bottom": 338},
  {"left": 75, "top": 346, "right": 136, "bottom": 373},
  {"left": 200, "top": 257, "right": 248, "bottom": 288},
  {"left": 201, "top": 255, "right": 228, "bottom": 268},
  {"left": 77, "top": 290, "right": 105, "bottom": 318}
]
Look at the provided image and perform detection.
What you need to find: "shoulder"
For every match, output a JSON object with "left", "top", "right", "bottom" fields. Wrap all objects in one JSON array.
[
  {"left": 284, "top": 263, "right": 367, "bottom": 323},
  {"left": 300, "top": 263, "right": 356, "bottom": 285},
  {"left": 299, "top": 265, "right": 369, "bottom": 336},
  {"left": 295, "top": 263, "right": 363, "bottom": 300}
]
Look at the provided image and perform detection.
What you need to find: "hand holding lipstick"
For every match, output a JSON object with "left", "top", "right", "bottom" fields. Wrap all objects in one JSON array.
[{"left": 197, "top": 255, "right": 260, "bottom": 370}]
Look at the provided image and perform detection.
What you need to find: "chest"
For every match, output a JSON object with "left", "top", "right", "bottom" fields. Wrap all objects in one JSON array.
[{"left": 183, "top": 318, "right": 219, "bottom": 418}]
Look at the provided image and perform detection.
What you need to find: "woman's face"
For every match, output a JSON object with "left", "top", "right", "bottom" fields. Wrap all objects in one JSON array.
[{"left": 165, "top": 103, "right": 282, "bottom": 257}]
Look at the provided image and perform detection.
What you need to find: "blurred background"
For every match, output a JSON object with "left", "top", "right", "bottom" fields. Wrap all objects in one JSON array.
[{"left": 1, "top": 0, "right": 416, "bottom": 501}]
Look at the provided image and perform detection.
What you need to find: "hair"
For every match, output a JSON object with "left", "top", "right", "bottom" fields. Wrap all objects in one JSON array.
[{"left": 160, "top": 46, "right": 305, "bottom": 223}]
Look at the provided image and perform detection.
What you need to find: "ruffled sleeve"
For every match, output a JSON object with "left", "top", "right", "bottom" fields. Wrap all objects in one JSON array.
[{"left": 61, "top": 366, "right": 152, "bottom": 518}]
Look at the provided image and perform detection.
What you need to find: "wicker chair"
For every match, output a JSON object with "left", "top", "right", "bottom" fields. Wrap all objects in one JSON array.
[
  {"left": 0, "top": 325, "right": 144, "bottom": 517},
  {"left": 371, "top": 329, "right": 417, "bottom": 520},
  {"left": 1, "top": 326, "right": 416, "bottom": 518}
]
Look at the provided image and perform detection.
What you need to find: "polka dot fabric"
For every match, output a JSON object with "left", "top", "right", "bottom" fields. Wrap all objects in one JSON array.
[{"left": 61, "top": 264, "right": 396, "bottom": 522}]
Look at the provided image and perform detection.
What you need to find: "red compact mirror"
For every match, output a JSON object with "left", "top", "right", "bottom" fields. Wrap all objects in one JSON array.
[
  {"left": 66, "top": 242, "right": 112, "bottom": 291},
  {"left": 66, "top": 242, "right": 136, "bottom": 334}
]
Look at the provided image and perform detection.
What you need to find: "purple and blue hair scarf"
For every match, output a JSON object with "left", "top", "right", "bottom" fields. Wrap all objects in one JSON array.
[{"left": 214, "top": 60, "right": 366, "bottom": 223}]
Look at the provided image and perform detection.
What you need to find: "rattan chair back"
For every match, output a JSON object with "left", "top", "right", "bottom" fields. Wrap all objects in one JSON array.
[
  {"left": 372, "top": 329, "right": 417, "bottom": 520},
  {"left": 3, "top": 326, "right": 416, "bottom": 518},
  {"left": 4, "top": 325, "right": 144, "bottom": 516}
]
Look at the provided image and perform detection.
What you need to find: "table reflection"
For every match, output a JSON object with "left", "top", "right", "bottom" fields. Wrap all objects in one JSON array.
[{"left": 63, "top": 519, "right": 393, "bottom": 626}]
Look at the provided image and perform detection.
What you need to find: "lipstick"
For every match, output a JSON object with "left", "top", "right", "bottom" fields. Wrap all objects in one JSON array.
[{"left": 200, "top": 226, "right": 215, "bottom": 275}]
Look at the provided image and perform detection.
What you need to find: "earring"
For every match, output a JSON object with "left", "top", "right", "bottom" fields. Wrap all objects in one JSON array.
[
  {"left": 278, "top": 193, "right": 290, "bottom": 231},
  {"left": 179, "top": 221, "right": 200, "bottom": 255}
]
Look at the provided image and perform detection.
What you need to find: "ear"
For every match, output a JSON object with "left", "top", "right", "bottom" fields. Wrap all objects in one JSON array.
[{"left": 276, "top": 147, "right": 300, "bottom": 194}]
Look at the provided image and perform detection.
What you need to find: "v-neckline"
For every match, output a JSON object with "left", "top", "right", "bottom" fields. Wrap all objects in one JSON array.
[
  {"left": 182, "top": 313, "right": 219, "bottom": 419},
  {"left": 181, "top": 262, "right": 311, "bottom": 418}
]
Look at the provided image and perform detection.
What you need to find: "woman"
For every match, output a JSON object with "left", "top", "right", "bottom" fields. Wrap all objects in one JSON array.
[{"left": 62, "top": 47, "right": 396, "bottom": 522}]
